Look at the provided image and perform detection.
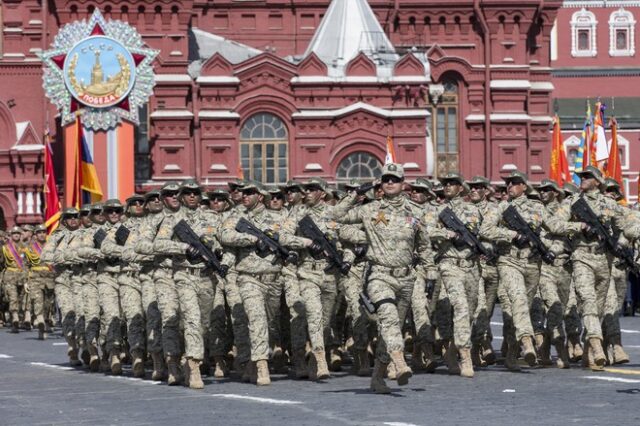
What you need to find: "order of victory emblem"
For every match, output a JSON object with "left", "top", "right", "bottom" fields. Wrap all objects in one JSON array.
[{"left": 41, "top": 10, "right": 158, "bottom": 131}]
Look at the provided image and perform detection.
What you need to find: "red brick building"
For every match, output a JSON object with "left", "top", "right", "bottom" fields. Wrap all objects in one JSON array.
[{"left": 0, "top": 0, "right": 570, "bottom": 227}]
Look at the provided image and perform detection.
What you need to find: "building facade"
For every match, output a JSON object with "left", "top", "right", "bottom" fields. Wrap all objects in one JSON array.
[{"left": 0, "top": 0, "right": 604, "bottom": 227}]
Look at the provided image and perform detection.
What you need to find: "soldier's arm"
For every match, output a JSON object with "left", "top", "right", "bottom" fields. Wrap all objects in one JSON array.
[
  {"left": 153, "top": 220, "right": 189, "bottom": 255},
  {"left": 277, "top": 209, "right": 309, "bottom": 250},
  {"left": 423, "top": 207, "right": 449, "bottom": 242},
  {"left": 218, "top": 216, "right": 257, "bottom": 247},
  {"left": 135, "top": 219, "right": 158, "bottom": 255},
  {"left": 415, "top": 220, "right": 433, "bottom": 268},
  {"left": 612, "top": 201, "right": 640, "bottom": 241},
  {"left": 101, "top": 228, "right": 124, "bottom": 259},
  {"left": 544, "top": 198, "right": 582, "bottom": 236},
  {"left": 338, "top": 224, "right": 367, "bottom": 245},
  {"left": 479, "top": 202, "right": 517, "bottom": 244}
]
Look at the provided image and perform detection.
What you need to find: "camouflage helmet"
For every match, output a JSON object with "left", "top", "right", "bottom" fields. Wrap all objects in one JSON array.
[
  {"left": 281, "top": 180, "right": 304, "bottom": 192},
  {"left": 601, "top": 178, "right": 624, "bottom": 201},
  {"left": 9, "top": 225, "right": 23, "bottom": 234},
  {"left": 466, "top": 176, "right": 491, "bottom": 188},
  {"left": 90, "top": 203, "right": 103, "bottom": 213},
  {"left": 431, "top": 181, "right": 444, "bottom": 195},
  {"left": 161, "top": 181, "right": 180, "bottom": 194},
  {"left": 227, "top": 179, "right": 246, "bottom": 191},
  {"left": 344, "top": 179, "right": 361, "bottom": 190},
  {"left": 207, "top": 189, "right": 230, "bottom": 200},
  {"left": 180, "top": 179, "right": 201, "bottom": 193},
  {"left": 241, "top": 180, "right": 271, "bottom": 201},
  {"left": 576, "top": 165, "right": 605, "bottom": 185},
  {"left": 21, "top": 224, "right": 35, "bottom": 232},
  {"left": 439, "top": 172, "right": 465, "bottom": 186},
  {"left": 103, "top": 199, "right": 124, "bottom": 211},
  {"left": 126, "top": 193, "right": 145, "bottom": 206},
  {"left": 144, "top": 190, "right": 161, "bottom": 201},
  {"left": 61, "top": 207, "right": 80, "bottom": 218},
  {"left": 381, "top": 163, "right": 404, "bottom": 179},
  {"left": 538, "top": 178, "right": 562, "bottom": 193},
  {"left": 503, "top": 170, "right": 529, "bottom": 185},
  {"left": 562, "top": 182, "right": 580, "bottom": 196},
  {"left": 304, "top": 177, "right": 332, "bottom": 200},
  {"left": 80, "top": 203, "right": 92, "bottom": 214},
  {"left": 35, "top": 224, "right": 47, "bottom": 233},
  {"left": 409, "top": 177, "right": 433, "bottom": 191}
]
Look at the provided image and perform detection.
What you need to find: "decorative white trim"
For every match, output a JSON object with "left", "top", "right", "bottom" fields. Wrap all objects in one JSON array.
[
  {"left": 12, "top": 144, "right": 44, "bottom": 152},
  {"left": 196, "top": 76, "right": 240, "bottom": 84},
  {"left": 490, "top": 80, "right": 532, "bottom": 89},
  {"left": 551, "top": 21, "right": 558, "bottom": 61},
  {"left": 530, "top": 115, "right": 554, "bottom": 123},
  {"left": 530, "top": 82, "right": 555, "bottom": 91},
  {"left": 26, "top": 192, "right": 34, "bottom": 215},
  {"left": 490, "top": 113, "right": 531, "bottom": 121},
  {"left": 304, "top": 163, "right": 323, "bottom": 172},
  {"left": 292, "top": 102, "right": 430, "bottom": 119},
  {"left": 465, "top": 114, "right": 486, "bottom": 122},
  {"left": 609, "top": 8, "right": 636, "bottom": 56},
  {"left": 563, "top": 2, "right": 640, "bottom": 8},
  {"left": 150, "top": 110, "right": 194, "bottom": 118},
  {"left": 199, "top": 111, "right": 240, "bottom": 119},
  {"left": 291, "top": 75, "right": 429, "bottom": 84},
  {"left": 571, "top": 8, "right": 598, "bottom": 57},
  {"left": 403, "top": 162, "right": 419, "bottom": 170},
  {"left": 17, "top": 192, "right": 24, "bottom": 215},
  {"left": 154, "top": 74, "right": 193, "bottom": 83}
]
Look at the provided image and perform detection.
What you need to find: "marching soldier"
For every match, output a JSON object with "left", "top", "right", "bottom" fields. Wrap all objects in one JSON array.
[
  {"left": 23, "top": 224, "right": 55, "bottom": 340},
  {"left": 2, "top": 226, "right": 27, "bottom": 333}
]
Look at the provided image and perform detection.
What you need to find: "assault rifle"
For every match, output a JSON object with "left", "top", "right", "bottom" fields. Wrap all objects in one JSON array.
[
  {"left": 173, "top": 220, "right": 228, "bottom": 278},
  {"left": 235, "top": 218, "right": 298, "bottom": 266},
  {"left": 355, "top": 182, "right": 375, "bottom": 196},
  {"left": 571, "top": 197, "right": 639, "bottom": 272},
  {"left": 299, "top": 215, "right": 351, "bottom": 275},
  {"left": 438, "top": 207, "right": 496, "bottom": 264},
  {"left": 502, "top": 205, "right": 556, "bottom": 265},
  {"left": 115, "top": 225, "right": 130, "bottom": 246},
  {"left": 93, "top": 229, "right": 107, "bottom": 249}
]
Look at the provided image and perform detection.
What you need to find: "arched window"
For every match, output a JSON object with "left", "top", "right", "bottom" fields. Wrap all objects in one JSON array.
[
  {"left": 336, "top": 152, "right": 382, "bottom": 185},
  {"left": 571, "top": 8, "right": 597, "bottom": 57},
  {"left": 429, "top": 79, "right": 459, "bottom": 177},
  {"left": 240, "top": 113, "right": 288, "bottom": 184},
  {"left": 609, "top": 8, "right": 635, "bottom": 57}
]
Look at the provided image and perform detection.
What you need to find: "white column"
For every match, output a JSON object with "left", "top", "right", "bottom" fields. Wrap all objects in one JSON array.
[
  {"left": 17, "top": 191, "right": 24, "bottom": 214},
  {"left": 36, "top": 192, "right": 42, "bottom": 214},
  {"left": 26, "top": 191, "right": 34, "bottom": 214}
]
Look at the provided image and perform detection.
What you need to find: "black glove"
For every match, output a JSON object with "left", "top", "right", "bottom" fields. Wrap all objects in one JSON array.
[
  {"left": 255, "top": 238, "right": 269, "bottom": 257},
  {"left": 425, "top": 279, "right": 436, "bottom": 299},
  {"left": 186, "top": 245, "right": 200, "bottom": 263},
  {"left": 354, "top": 244, "right": 368, "bottom": 262},
  {"left": 285, "top": 251, "right": 299, "bottom": 266},
  {"left": 218, "top": 264, "right": 229, "bottom": 278},
  {"left": 214, "top": 249, "right": 223, "bottom": 261},
  {"left": 339, "top": 261, "right": 352, "bottom": 276},
  {"left": 309, "top": 241, "right": 323, "bottom": 256},
  {"left": 513, "top": 233, "right": 529, "bottom": 248}
]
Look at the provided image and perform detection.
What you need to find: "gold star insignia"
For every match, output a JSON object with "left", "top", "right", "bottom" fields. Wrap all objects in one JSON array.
[{"left": 373, "top": 211, "right": 389, "bottom": 225}]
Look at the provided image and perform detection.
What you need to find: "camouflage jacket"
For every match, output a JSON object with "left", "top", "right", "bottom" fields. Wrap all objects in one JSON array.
[
  {"left": 66, "top": 224, "right": 103, "bottom": 267},
  {"left": 102, "top": 215, "right": 146, "bottom": 272},
  {"left": 219, "top": 202, "right": 284, "bottom": 274},
  {"left": 331, "top": 194, "right": 431, "bottom": 269}
]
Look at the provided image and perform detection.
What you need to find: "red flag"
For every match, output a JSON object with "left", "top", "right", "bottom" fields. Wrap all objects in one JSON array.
[
  {"left": 605, "top": 117, "right": 624, "bottom": 200},
  {"left": 549, "top": 115, "right": 571, "bottom": 186},
  {"left": 43, "top": 130, "right": 61, "bottom": 233}
]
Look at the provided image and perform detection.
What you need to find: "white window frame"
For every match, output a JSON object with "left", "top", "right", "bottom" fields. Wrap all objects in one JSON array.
[
  {"left": 571, "top": 8, "right": 598, "bottom": 57},
  {"left": 609, "top": 8, "right": 635, "bottom": 57},
  {"left": 563, "top": 135, "right": 582, "bottom": 171}
]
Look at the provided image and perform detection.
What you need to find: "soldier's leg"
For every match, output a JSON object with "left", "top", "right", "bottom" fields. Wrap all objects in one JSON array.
[
  {"left": 71, "top": 274, "right": 86, "bottom": 355},
  {"left": 411, "top": 271, "right": 436, "bottom": 372},
  {"left": 298, "top": 266, "right": 331, "bottom": 379},
  {"left": 197, "top": 275, "right": 215, "bottom": 368},
  {"left": 174, "top": 269, "right": 207, "bottom": 389},
  {"left": 54, "top": 271, "right": 81, "bottom": 365},
  {"left": 281, "top": 265, "right": 308, "bottom": 378},
  {"left": 98, "top": 272, "right": 122, "bottom": 374},
  {"left": 4, "top": 272, "right": 21, "bottom": 331},
  {"left": 82, "top": 272, "right": 101, "bottom": 371},
  {"left": 572, "top": 258, "right": 606, "bottom": 368},
  {"left": 602, "top": 265, "right": 630, "bottom": 364},
  {"left": 341, "top": 266, "right": 372, "bottom": 374},
  {"left": 498, "top": 260, "right": 536, "bottom": 366},
  {"left": 321, "top": 274, "right": 340, "bottom": 370},
  {"left": 539, "top": 263, "right": 569, "bottom": 368},
  {"left": 209, "top": 277, "right": 230, "bottom": 375},
  {"left": 30, "top": 274, "right": 47, "bottom": 330},
  {"left": 225, "top": 270, "right": 251, "bottom": 368},
  {"left": 139, "top": 268, "right": 164, "bottom": 379},
  {"left": 153, "top": 268, "right": 182, "bottom": 385},
  {"left": 265, "top": 278, "right": 283, "bottom": 353},
  {"left": 119, "top": 273, "right": 146, "bottom": 377},
  {"left": 237, "top": 273, "right": 272, "bottom": 385}
]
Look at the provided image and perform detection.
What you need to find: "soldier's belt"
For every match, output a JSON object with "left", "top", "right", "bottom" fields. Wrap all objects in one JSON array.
[
  {"left": 179, "top": 267, "right": 208, "bottom": 277},
  {"left": 301, "top": 259, "right": 329, "bottom": 271},
  {"left": 371, "top": 264, "right": 412, "bottom": 278},
  {"left": 5, "top": 267, "right": 24, "bottom": 272},
  {"left": 509, "top": 247, "right": 536, "bottom": 259},
  {"left": 30, "top": 266, "right": 52, "bottom": 272},
  {"left": 439, "top": 258, "right": 477, "bottom": 268},
  {"left": 576, "top": 245, "right": 606, "bottom": 255},
  {"left": 252, "top": 272, "right": 279, "bottom": 283}
]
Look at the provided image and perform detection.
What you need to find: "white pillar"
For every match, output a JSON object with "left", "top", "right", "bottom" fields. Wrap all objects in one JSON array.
[
  {"left": 26, "top": 191, "right": 34, "bottom": 214},
  {"left": 17, "top": 192, "right": 24, "bottom": 215},
  {"left": 36, "top": 192, "right": 42, "bottom": 214}
]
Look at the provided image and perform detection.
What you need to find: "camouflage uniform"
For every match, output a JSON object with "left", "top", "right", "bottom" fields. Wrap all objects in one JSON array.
[
  {"left": 220, "top": 190, "right": 285, "bottom": 372},
  {"left": 23, "top": 227, "right": 55, "bottom": 336},
  {"left": 332, "top": 164, "right": 430, "bottom": 391},
  {"left": 1, "top": 229, "right": 27, "bottom": 329},
  {"left": 546, "top": 167, "right": 640, "bottom": 368}
]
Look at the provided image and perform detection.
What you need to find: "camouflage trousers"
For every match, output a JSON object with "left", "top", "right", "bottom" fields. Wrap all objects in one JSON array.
[
  {"left": 97, "top": 270, "right": 122, "bottom": 353},
  {"left": 552, "top": 263, "right": 582, "bottom": 338},
  {"left": 431, "top": 277, "right": 451, "bottom": 342},
  {"left": 267, "top": 265, "right": 308, "bottom": 354},
  {"left": 28, "top": 270, "right": 54, "bottom": 324},
  {"left": 118, "top": 270, "right": 146, "bottom": 353},
  {"left": 535, "top": 260, "right": 568, "bottom": 342},
  {"left": 475, "top": 264, "right": 499, "bottom": 340},
  {"left": 367, "top": 265, "right": 414, "bottom": 364},
  {"left": 82, "top": 269, "right": 101, "bottom": 348},
  {"left": 497, "top": 256, "right": 537, "bottom": 346},
  {"left": 437, "top": 259, "right": 480, "bottom": 349},
  {"left": 140, "top": 265, "right": 163, "bottom": 354},
  {"left": 237, "top": 271, "right": 280, "bottom": 361},
  {"left": 209, "top": 269, "right": 251, "bottom": 363},
  {"left": 154, "top": 267, "right": 181, "bottom": 357},
  {"left": 603, "top": 265, "right": 628, "bottom": 339},
  {"left": 338, "top": 262, "right": 370, "bottom": 351},
  {"left": 572, "top": 252, "right": 612, "bottom": 340},
  {"left": 3, "top": 270, "right": 26, "bottom": 314},
  {"left": 70, "top": 267, "right": 86, "bottom": 347},
  {"left": 54, "top": 268, "right": 78, "bottom": 344},
  {"left": 297, "top": 261, "right": 338, "bottom": 352},
  {"left": 411, "top": 269, "right": 434, "bottom": 347},
  {"left": 174, "top": 267, "right": 215, "bottom": 361}
]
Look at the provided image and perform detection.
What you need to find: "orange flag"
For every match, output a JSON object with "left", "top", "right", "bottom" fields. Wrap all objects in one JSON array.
[
  {"left": 606, "top": 117, "right": 624, "bottom": 200},
  {"left": 384, "top": 135, "right": 396, "bottom": 164},
  {"left": 550, "top": 115, "right": 571, "bottom": 185}
]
